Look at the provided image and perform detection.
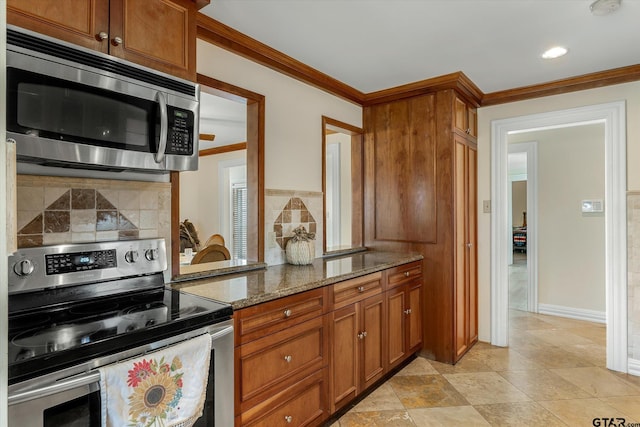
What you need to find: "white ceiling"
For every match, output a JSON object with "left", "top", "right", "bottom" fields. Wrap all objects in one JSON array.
[
  {"left": 200, "top": 0, "right": 640, "bottom": 94},
  {"left": 199, "top": 91, "right": 246, "bottom": 149}
]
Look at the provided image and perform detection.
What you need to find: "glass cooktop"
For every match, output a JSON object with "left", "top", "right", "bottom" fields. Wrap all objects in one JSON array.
[{"left": 8, "top": 285, "right": 232, "bottom": 385}]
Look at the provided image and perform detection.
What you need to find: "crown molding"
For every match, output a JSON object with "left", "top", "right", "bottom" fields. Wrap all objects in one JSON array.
[
  {"left": 481, "top": 64, "right": 640, "bottom": 106},
  {"left": 196, "top": 13, "right": 640, "bottom": 108},
  {"left": 196, "top": 14, "right": 365, "bottom": 105}
]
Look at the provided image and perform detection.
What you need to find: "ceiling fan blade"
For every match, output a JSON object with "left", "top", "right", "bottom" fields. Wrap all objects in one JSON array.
[{"left": 199, "top": 133, "right": 216, "bottom": 141}]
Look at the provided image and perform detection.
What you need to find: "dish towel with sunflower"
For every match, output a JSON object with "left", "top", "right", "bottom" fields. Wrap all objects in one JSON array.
[{"left": 98, "top": 333, "right": 212, "bottom": 427}]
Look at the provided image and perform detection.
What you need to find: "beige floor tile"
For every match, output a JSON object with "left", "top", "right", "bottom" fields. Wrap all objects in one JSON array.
[
  {"left": 470, "top": 348, "right": 543, "bottom": 372},
  {"left": 562, "top": 343, "right": 607, "bottom": 367},
  {"left": 536, "top": 315, "right": 598, "bottom": 329},
  {"left": 512, "top": 345, "right": 594, "bottom": 369},
  {"left": 539, "top": 398, "right": 633, "bottom": 425},
  {"left": 551, "top": 367, "right": 640, "bottom": 397},
  {"left": 499, "top": 369, "right": 591, "bottom": 401},
  {"left": 388, "top": 375, "right": 469, "bottom": 409},
  {"left": 566, "top": 325, "right": 606, "bottom": 345},
  {"left": 526, "top": 328, "right": 595, "bottom": 346},
  {"left": 611, "top": 371, "right": 640, "bottom": 388},
  {"left": 509, "top": 316, "right": 557, "bottom": 331},
  {"left": 351, "top": 383, "right": 404, "bottom": 412},
  {"left": 474, "top": 402, "right": 568, "bottom": 426},
  {"left": 428, "top": 353, "right": 493, "bottom": 374},
  {"left": 600, "top": 395, "right": 640, "bottom": 420},
  {"left": 395, "top": 356, "right": 439, "bottom": 376},
  {"left": 337, "top": 410, "right": 415, "bottom": 427},
  {"left": 408, "top": 406, "right": 490, "bottom": 426},
  {"left": 443, "top": 372, "right": 531, "bottom": 405}
]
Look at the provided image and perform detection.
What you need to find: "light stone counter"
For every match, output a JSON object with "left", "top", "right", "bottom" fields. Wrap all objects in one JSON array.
[{"left": 170, "top": 251, "right": 423, "bottom": 310}]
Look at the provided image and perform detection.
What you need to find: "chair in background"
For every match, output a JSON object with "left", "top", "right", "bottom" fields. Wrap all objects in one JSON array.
[
  {"left": 204, "top": 233, "right": 225, "bottom": 248},
  {"left": 190, "top": 244, "right": 231, "bottom": 264}
]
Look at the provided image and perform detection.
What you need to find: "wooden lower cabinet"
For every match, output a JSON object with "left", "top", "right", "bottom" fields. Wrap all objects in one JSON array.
[
  {"left": 328, "top": 292, "right": 386, "bottom": 413},
  {"left": 235, "top": 262, "right": 422, "bottom": 425}
]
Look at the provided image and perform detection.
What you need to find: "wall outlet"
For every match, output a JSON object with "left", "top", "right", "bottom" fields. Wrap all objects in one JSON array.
[{"left": 483, "top": 200, "right": 491, "bottom": 213}]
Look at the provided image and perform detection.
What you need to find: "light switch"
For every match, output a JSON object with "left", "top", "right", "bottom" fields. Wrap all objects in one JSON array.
[
  {"left": 483, "top": 200, "right": 491, "bottom": 213},
  {"left": 582, "top": 199, "right": 604, "bottom": 213}
]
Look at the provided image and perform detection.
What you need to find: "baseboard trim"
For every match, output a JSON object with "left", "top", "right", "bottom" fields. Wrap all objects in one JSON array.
[
  {"left": 538, "top": 303, "right": 606, "bottom": 324},
  {"left": 629, "top": 358, "right": 640, "bottom": 377}
]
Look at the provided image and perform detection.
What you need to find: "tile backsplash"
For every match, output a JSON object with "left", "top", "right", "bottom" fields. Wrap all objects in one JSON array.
[
  {"left": 17, "top": 175, "right": 171, "bottom": 248},
  {"left": 265, "top": 189, "right": 323, "bottom": 265}
]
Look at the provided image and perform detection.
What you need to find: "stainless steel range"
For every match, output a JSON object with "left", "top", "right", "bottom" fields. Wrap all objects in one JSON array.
[{"left": 7, "top": 239, "right": 233, "bottom": 427}]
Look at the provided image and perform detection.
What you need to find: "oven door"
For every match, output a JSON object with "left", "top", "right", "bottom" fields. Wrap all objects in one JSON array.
[{"left": 8, "top": 322, "right": 233, "bottom": 427}]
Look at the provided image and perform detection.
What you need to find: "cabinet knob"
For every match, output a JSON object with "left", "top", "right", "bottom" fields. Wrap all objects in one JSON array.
[
  {"left": 112, "top": 36, "right": 123, "bottom": 46},
  {"left": 403, "top": 271, "right": 410, "bottom": 277},
  {"left": 357, "top": 331, "right": 368, "bottom": 340},
  {"left": 284, "top": 415, "right": 293, "bottom": 423},
  {"left": 284, "top": 355, "right": 292, "bottom": 363},
  {"left": 467, "top": 243, "right": 473, "bottom": 248},
  {"left": 357, "top": 286, "right": 365, "bottom": 293},
  {"left": 404, "top": 308, "right": 412, "bottom": 315},
  {"left": 467, "top": 128, "right": 471, "bottom": 134},
  {"left": 283, "top": 309, "right": 292, "bottom": 318},
  {"left": 97, "top": 31, "right": 108, "bottom": 41}
]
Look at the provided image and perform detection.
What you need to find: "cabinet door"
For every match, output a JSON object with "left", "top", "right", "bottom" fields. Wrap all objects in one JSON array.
[
  {"left": 361, "top": 294, "right": 385, "bottom": 390},
  {"left": 467, "top": 147, "right": 478, "bottom": 345},
  {"left": 407, "top": 283, "right": 423, "bottom": 354},
  {"left": 109, "top": 0, "right": 196, "bottom": 80},
  {"left": 386, "top": 287, "right": 407, "bottom": 370},
  {"left": 454, "top": 137, "right": 469, "bottom": 359},
  {"left": 7, "top": 0, "right": 110, "bottom": 52},
  {"left": 329, "top": 304, "right": 358, "bottom": 412}
]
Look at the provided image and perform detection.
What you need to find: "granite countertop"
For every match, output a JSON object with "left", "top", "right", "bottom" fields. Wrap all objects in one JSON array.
[{"left": 170, "top": 250, "right": 423, "bottom": 310}]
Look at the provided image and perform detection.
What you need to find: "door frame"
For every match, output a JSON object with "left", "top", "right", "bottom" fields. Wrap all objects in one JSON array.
[
  {"left": 508, "top": 141, "right": 539, "bottom": 313},
  {"left": 490, "top": 101, "right": 627, "bottom": 373}
]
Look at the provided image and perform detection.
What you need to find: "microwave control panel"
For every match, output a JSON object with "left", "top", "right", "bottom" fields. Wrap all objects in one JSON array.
[{"left": 165, "top": 107, "right": 194, "bottom": 155}]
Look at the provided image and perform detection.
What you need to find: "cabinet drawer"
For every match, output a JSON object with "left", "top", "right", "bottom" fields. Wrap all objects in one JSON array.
[
  {"left": 386, "top": 261, "right": 422, "bottom": 289},
  {"left": 331, "top": 272, "right": 382, "bottom": 310},
  {"left": 236, "top": 288, "right": 327, "bottom": 345},
  {"left": 241, "top": 370, "right": 327, "bottom": 427},
  {"left": 237, "top": 316, "right": 327, "bottom": 406}
]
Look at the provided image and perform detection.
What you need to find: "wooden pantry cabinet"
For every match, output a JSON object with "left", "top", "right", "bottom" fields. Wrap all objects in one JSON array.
[
  {"left": 364, "top": 87, "right": 480, "bottom": 364},
  {"left": 232, "top": 261, "right": 423, "bottom": 426},
  {"left": 7, "top": 0, "right": 196, "bottom": 80}
]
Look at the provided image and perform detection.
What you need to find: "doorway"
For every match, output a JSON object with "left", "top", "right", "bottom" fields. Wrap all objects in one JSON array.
[{"left": 490, "top": 101, "right": 627, "bottom": 373}]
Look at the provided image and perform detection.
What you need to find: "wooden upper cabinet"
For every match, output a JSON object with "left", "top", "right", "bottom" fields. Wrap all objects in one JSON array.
[
  {"left": 7, "top": 0, "right": 196, "bottom": 81},
  {"left": 7, "top": 0, "right": 110, "bottom": 52},
  {"left": 454, "top": 96, "right": 477, "bottom": 138},
  {"left": 367, "top": 95, "right": 438, "bottom": 243},
  {"left": 110, "top": 0, "right": 196, "bottom": 80}
]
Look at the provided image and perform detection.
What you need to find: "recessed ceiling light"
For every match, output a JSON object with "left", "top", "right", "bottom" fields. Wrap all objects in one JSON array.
[
  {"left": 590, "top": 0, "right": 621, "bottom": 15},
  {"left": 541, "top": 46, "right": 568, "bottom": 59}
]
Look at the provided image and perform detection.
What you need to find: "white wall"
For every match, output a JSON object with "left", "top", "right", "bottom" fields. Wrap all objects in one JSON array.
[
  {"left": 510, "top": 125, "right": 605, "bottom": 312},
  {"left": 477, "top": 81, "right": 640, "bottom": 342},
  {"left": 179, "top": 150, "right": 246, "bottom": 245},
  {"left": 196, "top": 40, "right": 363, "bottom": 193},
  {"left": 326, "top": 132, "right": 352, "bottom": 247}
]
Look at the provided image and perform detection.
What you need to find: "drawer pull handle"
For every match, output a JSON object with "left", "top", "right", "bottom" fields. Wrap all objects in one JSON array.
[
  {"left": 357, "top": 286, "right": 365, "bottom": 293},
  {"left": 283, "top": 309, "right": 292, "bottom": 318},
  {"left": 284, "top": 355, "right": 292, "bottom": 363},
  {"left": 284, "top": 415, "right": 293, "bottom": 423},
  {"left": 404, "top": 309, "right": 412, "bottom": 315},
  {"left": 404, "top": 271, "right": 410, "bottom": 277}
]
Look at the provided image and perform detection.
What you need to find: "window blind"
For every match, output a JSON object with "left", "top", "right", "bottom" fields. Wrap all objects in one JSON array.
[{"left": 232, "top": 183, "right": 247, "bottom": 259}]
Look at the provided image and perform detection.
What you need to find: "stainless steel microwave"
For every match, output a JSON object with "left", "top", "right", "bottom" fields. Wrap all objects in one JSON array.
[{"left": 6, "top": 26, "right": 200, "bottom": 173}]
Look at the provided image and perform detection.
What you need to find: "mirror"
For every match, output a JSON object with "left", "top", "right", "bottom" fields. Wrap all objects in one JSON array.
[
  {"left": 322, "top": 116, "right": 364, "bottom": 254},
  {"left": 171, "top": 75, "right": 264, "bottom": 279}
]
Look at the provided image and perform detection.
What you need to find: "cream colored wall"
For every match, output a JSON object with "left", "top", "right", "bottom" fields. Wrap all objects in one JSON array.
[
  {"left": 179, "top": 150, "right": 246, "bottom": 245},
  {"left": 510, "top": 125, "right": 605, "bottom": 312},
  {"left": 511, "top": 181, "right": 527, "bottom": 227},
  {"left": 477, "top": 81, "right": 640, "bottom": 342},
  {"left": 196, "top": 40, "right": 363, "bottom": 193}
]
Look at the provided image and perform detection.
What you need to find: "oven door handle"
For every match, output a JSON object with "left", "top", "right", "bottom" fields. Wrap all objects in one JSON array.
[
  {"left": 155, "top": 91, "right": 168, "bottom": 164},
  {"left": 8, "top": 328, "right": 232, "bottom": 406},
  {"left": 8, "top": 371, "right": 100, "bottom": 406}
]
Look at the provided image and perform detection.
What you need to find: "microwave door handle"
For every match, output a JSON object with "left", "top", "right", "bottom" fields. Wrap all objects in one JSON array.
[{"left": 155, "top": 91, "right": 168, "bottom": 164}]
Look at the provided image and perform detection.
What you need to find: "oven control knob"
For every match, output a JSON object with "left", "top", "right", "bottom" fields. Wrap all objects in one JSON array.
[
  {"left": 124, "top": 250, "right": 139, "bottom": 263},
  {"left": 145, "top": 248, "right": 159, "bottom": 261},
  {"left": 13, "top": 259, "right": 35, "bottom": 277}
]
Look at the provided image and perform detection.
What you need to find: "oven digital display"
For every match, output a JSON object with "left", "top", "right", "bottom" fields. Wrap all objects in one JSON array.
[{"left": 45, "top": 249, "right": 117, "bottom": 275}]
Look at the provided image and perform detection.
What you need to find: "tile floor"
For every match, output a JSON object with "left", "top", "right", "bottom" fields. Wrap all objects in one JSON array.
[
  {"left": 331, "top": 309, "right": 640, "bottom": 426},
  {"left": 509, "top": 251, "right": 528, "bottom": 311}
]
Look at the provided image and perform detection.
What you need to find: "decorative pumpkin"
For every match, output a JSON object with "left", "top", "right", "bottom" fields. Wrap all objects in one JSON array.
[{"left": 285, "top": 225, "right": 316, "bottom": 265}]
